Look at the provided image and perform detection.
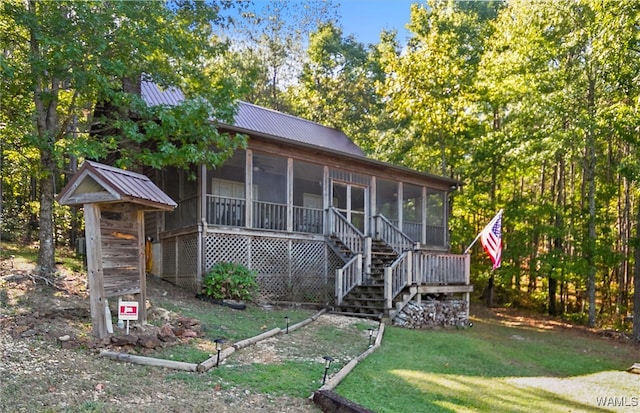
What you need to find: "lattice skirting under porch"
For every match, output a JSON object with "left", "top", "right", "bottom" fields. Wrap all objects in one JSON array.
[{"left": 160, "top": 232, "right": 344, "bottom": 305}]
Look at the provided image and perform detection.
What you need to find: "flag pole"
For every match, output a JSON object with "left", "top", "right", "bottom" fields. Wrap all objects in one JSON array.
[{"left": 463, "top": 231, "right": 482, "bottom": 255}]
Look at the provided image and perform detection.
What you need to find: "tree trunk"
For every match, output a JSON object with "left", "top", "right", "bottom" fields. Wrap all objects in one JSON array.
[
  {"left": 37, "top": 150, "right": 57, "bottom": 277},
  {"left": 585, "top": 77, "right": 597, "bottom": 329},
  {"left": 29, "top": 0, "right": 58, "bottom": 278},
  {"left": 634, "top": 201, "right": 640, "bottom": 341}
]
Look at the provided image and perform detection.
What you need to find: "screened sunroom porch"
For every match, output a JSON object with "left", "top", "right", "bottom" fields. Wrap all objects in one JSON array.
[{"left": 162, "top": 149, "right": 449, "bottom": 247}]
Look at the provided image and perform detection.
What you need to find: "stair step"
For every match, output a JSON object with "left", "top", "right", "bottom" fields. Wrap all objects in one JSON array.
[
  {"left": 345, "top": 297, "right": 385, "bottom": 303},
  {"left": 332, "top": 310, "right": 382, "bottom": 320}
]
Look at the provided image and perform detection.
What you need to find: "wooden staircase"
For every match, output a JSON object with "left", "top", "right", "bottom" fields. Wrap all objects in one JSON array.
[{"left": 335, "top": 239, "right": 398, "bottom": 319}]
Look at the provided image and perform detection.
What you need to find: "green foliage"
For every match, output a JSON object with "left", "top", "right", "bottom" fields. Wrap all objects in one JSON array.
[
  {"left": 1, "top": 0, "right": 245, "bottom": 273},
  {"left": 201, "top": 262, "right": 258, "bottom": 301}
]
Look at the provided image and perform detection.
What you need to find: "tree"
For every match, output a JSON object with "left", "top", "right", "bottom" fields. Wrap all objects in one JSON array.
[
  {"left": 287, "top": 23, "right": 384, "bottom": 151},
  {"left": 224, "top": 0, "right": 339, "bottom": 110},
  {"left": 378, "top": 0, "right": 500, "bottom": 177},
  {"left": 1, "top": 0, "right": 245, "bottom": 277}
]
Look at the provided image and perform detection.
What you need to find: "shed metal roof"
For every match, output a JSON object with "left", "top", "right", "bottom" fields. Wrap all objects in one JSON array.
[
  {"left": 57, "top": 161, "right": 177, "bottom": 210},
  {"left": 141, "top": 81, "right": 365, "bottom": 157}
]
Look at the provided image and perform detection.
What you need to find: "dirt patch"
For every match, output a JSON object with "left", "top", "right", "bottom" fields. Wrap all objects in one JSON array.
[{"left": 0, "top": 260, "right": 323, "bottom": 412}]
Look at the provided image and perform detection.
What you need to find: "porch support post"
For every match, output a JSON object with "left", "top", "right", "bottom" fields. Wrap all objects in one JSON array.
[
  {"left": 384, "top": 267, "right": 392, "bottom": 310},
  {"left": 246, "top": 150, "right": 253, "bottom": 228},
  {"left": 364, "top": 237, "right": 372, "bottom": 281},
  {"left": 397, "top": 182, "right": 403, "bottom": 233},
  {"left": 464, "top": 253, "right": 471, "bottom": 320},
  {"left": 336, "top": 268, "right": 343, "bottom": 306},
  {"left": 406, "top": 250, "right": 413, "bottom": 286},
  {"left": 286, "top": 157, "right": 293, "bottom": 232},
  {"left": 421, "top": 186, "right": 427, "bottom": 244}
]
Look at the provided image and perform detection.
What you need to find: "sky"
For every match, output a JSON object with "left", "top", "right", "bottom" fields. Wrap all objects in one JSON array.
[
  {"left": 242, "top": 0, "right": 420, "bottom": 46},
  {"left": 338, "top": 0, "right": 417, "bottom": 45}
]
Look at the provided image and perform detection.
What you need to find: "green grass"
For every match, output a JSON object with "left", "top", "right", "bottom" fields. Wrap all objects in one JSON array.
[
  {"left": 335, "top": 318, "right": 636, "bottom": 412},
  {"left": 154, "top": 298, "right": 314, "bottom": 342},
  {"left": 213, "top": 361, "right": 320, "bottom": 398}
]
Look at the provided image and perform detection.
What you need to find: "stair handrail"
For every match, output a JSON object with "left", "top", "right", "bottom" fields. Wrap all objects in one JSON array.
[
  {"left": 327, "top": 207, "right": 365, "bottom": 255},
  {"left": 335, "top": 254, "right": 363, "bottom": 305},
  {"left": 373, "top": 214, "right": 415, "bottom": 254},
  {"left": 383, "top": 250, "right": 413, "bottom": 310}
]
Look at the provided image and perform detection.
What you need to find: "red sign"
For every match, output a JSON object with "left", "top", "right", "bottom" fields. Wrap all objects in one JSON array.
[{"left": 118, "top": 301, "right": 139, "bottom": 321}]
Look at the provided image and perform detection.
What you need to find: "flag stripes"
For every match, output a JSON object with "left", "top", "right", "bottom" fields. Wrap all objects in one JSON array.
[{"left": 480, "top": 209, "right": 503, "bottom": 270}]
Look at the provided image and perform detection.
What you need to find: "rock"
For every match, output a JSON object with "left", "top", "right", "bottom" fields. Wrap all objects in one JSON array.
[
  {"left": 111, "top": 334, "right": 139, "bottom": 347},
  {"left": 58, "top": 334, "right": 71, "bottom": 342},
  {"left": 138, "top": 335, "right": 162, "bottom": 349},
  {"left": 158, "top": 324, "right": 175, "bottom": 340},
  {"left": 180, "top": 329, "right": 198, "bottom": 338}
]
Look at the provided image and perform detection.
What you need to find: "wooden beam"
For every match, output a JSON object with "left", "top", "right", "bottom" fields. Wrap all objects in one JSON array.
[
  {"left": 417, "top": 285, "right": 474, "bottom": 294},
  {"left": 136, "top": 207, "right": 147, "bottom": 324},
  {"left": 84, "top": 203, "right": 107, "bottom": 338}
]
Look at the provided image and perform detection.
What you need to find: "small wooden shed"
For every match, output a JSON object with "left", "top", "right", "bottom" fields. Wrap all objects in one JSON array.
[{"left": 57, "top": 161, "right": 176, "bottom": 338}]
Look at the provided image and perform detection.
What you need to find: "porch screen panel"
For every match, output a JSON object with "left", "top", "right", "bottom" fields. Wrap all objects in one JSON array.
[
  {"left": 164, "top": 166, "right": 199, "bottom": 231},
  {"left": 376, "top": 179, "right": 398, "bottom": 224},
  {"left": 403, "top": 183, "right": 423, "bottom": 242},
  {"left": 426, "top": 189, "right": 446, "bottom": 246},
  {"left": 351, "top": 186, "right": 365, "bottom": 233},
  {"left": 207, "top": 150, "right": 246, "bottom": 227},
  {"left": 253, "top": 153, "right": 287, "bottom": 231},
  {"left": 293, "top": 161, "right": 323, "bottom": 234}
]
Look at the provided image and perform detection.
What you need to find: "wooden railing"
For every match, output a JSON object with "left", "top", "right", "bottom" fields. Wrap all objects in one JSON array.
[
  {"left": 328, "top": 207, "right": 365, "bottom": 255},
  {"left": 253, "top": 200, "right": 287, "bottom": 231},
  {"left": 413, "top": 252, "right": 469, "bottom": 285},
  {"left": 293, "top": 205, "right": 323, "bottom": 234},
  {"left": 384, "top": 251, "right": 412, "bottom": 310},
  {"left": 373, "top": 214, "right": 415, "bottom": 254},
  {"left": 402, "top": 220, "right": 422, "bottom": 243},
  {"left": 205, "top": 195, "right": 246, "bottom": 227},
  {"left": 336, "top": 254, "right": 363, "bottom": 305}
]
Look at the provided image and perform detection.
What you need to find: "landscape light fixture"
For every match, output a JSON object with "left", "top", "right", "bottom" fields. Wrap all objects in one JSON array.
[
  {"left": 367, "top": 328, "right": 374, "bottom": 347},
  {"left": 214, "top": 338, "right": 225, "bottom": 367},
  {"left": 284, "top": 315, "right": 289, "bottom": 334},
  {"left": 322, "top": 355, "right": 334, "bottom": 385}
]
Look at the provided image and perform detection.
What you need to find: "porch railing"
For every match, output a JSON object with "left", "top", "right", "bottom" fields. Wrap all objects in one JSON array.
[
  {"left": 293, "top": 205, "right": 323, "bottom": 234},
  {"left": 205, "top": 195, "right": 246, "bottom": 227},
  {"left": 335, "top": 254, "right": 363, "bottom": 305},
  {"left": 373, "top": 214, "right": 415, "bottom": 254},
  {"left": 413, "top": 252, "right": 469, "bottom": 285},
  {"left": 402, "top": 220, "right": 422, "bottom": 243},
  {"left": 327, "top": 207, "right": 365, "bottom": 255},
  {"left": 384, "top": 250, "right": 412, "bottom": 310},
  {"left": 253, "top": 200, "right": 287, "bottom": 231}
]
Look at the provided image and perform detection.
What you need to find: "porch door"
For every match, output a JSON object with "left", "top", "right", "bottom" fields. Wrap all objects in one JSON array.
[{"left": 331, "top": 181, "right": 367, "bottom": 233}]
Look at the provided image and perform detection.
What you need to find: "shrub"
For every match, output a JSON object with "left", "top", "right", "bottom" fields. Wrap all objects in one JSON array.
[{"left": 202, "top": 262, "right": 258, "bottom": 301}]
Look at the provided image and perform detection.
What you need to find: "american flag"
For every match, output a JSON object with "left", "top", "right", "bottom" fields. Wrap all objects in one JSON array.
[{"left": 480, "top": 209, "right": 503, "bottom": 270}]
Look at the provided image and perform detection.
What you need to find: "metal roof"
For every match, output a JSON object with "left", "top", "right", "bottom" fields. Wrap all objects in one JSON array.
[
  {"left": 141, "top": 81, "right": 365, "bottom": 157},
  {"left": 139, "top": 81, "right": 461, "bottom": 189},
  {"left": 57, "top": 161, "right": 177, "bottom": 210}
]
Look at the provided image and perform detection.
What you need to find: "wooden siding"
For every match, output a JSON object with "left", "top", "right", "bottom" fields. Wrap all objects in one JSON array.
[{"left": 100, "top": 203, "right": 144, "bottom": 297}]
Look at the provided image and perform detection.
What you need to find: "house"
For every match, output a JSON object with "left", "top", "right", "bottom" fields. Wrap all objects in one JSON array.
[{"left": 141, "top": 81, "right": 472, "bottom": 322}]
